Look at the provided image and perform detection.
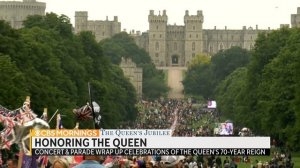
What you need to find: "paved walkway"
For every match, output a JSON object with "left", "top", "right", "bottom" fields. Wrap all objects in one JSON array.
[{"left": 166, "top": 67, "right": 185, "bottom": 99}]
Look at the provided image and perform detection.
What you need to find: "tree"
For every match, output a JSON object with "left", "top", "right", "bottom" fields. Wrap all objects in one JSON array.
[
  {"left": 214, "top": 67, "right": 248, "bottom": 125},
  {"left": 183, "top": 54, "right": 213, "bottom": 99},
  {"left": 0, "top": 13, "right": 138, "bottom": 129},
  {"left": 100, "top": 32, "right": 168, "bottom": 100},
  {"left": 211, "top": 46, "right": 250, "bottom": 86},
  {"left": 0, "top": 54, "right": 28, "bottom": 108}
]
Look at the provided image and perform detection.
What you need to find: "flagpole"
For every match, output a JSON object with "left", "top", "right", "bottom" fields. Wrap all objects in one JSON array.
[{"left": 88, "top": 82, "right": 97, "bottom": 129}]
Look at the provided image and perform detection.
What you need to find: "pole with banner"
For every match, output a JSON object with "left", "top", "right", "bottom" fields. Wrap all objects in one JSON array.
[{"left": 88, "top": 82, "right": 101, "bottom": 129}]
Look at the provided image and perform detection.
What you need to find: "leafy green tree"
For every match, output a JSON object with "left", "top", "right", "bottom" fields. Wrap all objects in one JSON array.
[
  {"left": 211, "top": 46, "right": 250, "bottom": 86},
  {"left": 183, "top": 54, "right": 213, "bottom": 99},
  {"left": 214, "top": 67, "right": 248, "bottom": 125},
  {"left": 100, "top": 32, "right": 168, "bottom": 100},
  {"left": 0, "top": 13, "right": 138, "bottom": 129},
  {"left": 214, "top": 28, "right": 300, "bottom": 150},
  {"left": 0, "top": 54, "right": 28, "bottom": 108}
]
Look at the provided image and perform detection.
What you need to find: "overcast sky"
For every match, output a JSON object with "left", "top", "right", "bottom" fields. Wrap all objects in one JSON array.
[{"left": 36, "top": 0, "right": 299, "bottom": 32}]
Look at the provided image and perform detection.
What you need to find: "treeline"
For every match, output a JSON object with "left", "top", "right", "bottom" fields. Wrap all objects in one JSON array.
[
  {"left": 183, "top": 28, "right": 300, "bottom": 150},
  {"left": 99, "top": 33, "right": 169, "bottom": 100},
  {"left": 0, "top": 13, "right": 159, "bottom": 128}
]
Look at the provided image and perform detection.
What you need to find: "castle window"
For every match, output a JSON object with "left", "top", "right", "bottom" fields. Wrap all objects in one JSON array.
[
  {"left": 155, "top": 42, "right": 159, "bottom": 51},
  {"left": 192, "top": 42, "right": 195, "bottom": 51},
  {"left": 196, "top": 34, "right": 199, "bottom": 38},
  {"left": 193, "top": 26, "right": 195, "bottom": 30},
  {"left": 174, "top": 42, "right": 177, "bottom": 50},
  {"left": 192, "top": 53, "right": 195, "bottom": 58},
  {"left": 251, "top": 36, "right": 253, "bottom": 40},
  {"left": 153, "top": 34, "right": 155, "bottom": 38},
  {"left": 220, "top": 43, "right": 224, "bottom": 50},
  {"left": 160, "top": 34, "right": 162, "bottom": 38},
  {"left": 210, "top": 45, "right": 213, "bottom": 53},
  {"left": 156, "top": 25, "right": 159, "bottom": 30},
  {"left": 250, "top": 44, "right": 254, "bottom": 50},
  {"left": 155, "top": 53, "right": 159, "bottom": 57},
  {"left": 190, "top": 34, "right": 192, "bottom": 38}
]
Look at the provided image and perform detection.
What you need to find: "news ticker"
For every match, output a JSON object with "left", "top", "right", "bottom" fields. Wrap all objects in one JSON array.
[
  {"left": 32, "top": 148, "right": 270, "bottom": 156},
  {"left": 30, "top": 129, "right": 270, "bottom": 156}
]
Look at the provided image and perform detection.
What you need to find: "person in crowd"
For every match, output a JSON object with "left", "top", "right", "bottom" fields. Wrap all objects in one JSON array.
[
  {"left": 223, "top": 157, "right": 229, "bottom": 167},
  {"left": 7, "top": 159, "right": 18, "bottom": 168},
  {"left": 74, "top": 155, "right": 105, "bottom": 168},
  {"left": 52, "top": 157, "right": 70, "bottom": 168},
  {"left": 215, "top": 156, "right": 222, "bottom": 168}
]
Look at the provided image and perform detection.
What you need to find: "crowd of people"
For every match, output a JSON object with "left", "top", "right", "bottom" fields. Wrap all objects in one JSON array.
[{"left": 0, "top": 98, "right": 295, "bottom": 168}]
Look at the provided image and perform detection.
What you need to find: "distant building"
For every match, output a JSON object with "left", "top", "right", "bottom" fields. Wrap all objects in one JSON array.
[
  {"left": 0, "top": 0, "right": 46, "bottom": 29},
  {"left": 74, "top": 11, "right": 121, "bottom": 42},
  {"left": 291, "top": 7, "right": 300, "bottom": 28},
  {"left": 132, "top": 10, "right": 271, "bottom": 67},
  {"left": 120, "top": 57, "right": 143, "bottom": 99},
  {"left": 73, "top": 8, "right": 299, "bottom": 67}
]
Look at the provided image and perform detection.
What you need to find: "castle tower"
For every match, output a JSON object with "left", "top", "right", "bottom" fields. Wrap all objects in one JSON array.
[
  {"left": 112, "top": 16, "right": 121, "bottom": 35},
  {"left": 75, "top": 11, "right": 88, "bottom": 33},
  {"left": 148, "top": 10, "right": 168, "bottom": 66},
  {"left": 291, "top": 7, "right": 300, "bottom": 28},
  {"left": 0, "top": 0, "right": 46, "bottom": 29},
  {"left": 184, "top": 10, "right": 203, "bottom": 66}
]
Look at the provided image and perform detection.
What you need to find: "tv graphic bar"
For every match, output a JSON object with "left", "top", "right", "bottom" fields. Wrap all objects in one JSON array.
[
  {"left": 30, "top": 129, "right": 270, "bottom": 156},
  {"left": 31, "top": 148, "right": 270, "bottom": 156}
]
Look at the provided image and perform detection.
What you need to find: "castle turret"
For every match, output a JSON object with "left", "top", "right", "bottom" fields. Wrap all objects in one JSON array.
[
  {"left": 291, "top": 7, "right": 300, "bottom": 28},
  {"left": 184, "top": 10, "right": 204, "bottom": 66},
  {"left": 148, "top": 10, "right": 168, "bottom": 66},
  {"left": 75, "top": 11, "right": 88, "bottom": 33},
  {"left": 0, "top": 0, "right": 45, "bottom": 29},
  {"left": 112, "top": 16, "right": 121, "bottom": 35}
]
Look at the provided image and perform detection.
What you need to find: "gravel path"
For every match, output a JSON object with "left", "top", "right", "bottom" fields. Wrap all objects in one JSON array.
[{"left": 167, "top": 68, "right": 184, "bottom": 99}]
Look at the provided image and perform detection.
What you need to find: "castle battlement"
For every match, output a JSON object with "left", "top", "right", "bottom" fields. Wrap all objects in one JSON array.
[
  {"left": 0, "top": 0, "right": 45, "bottom": 29},
  {"left": 184, "top": 10, "right": 203, "bottom": 23},
  {"left": 75, "top": 11, "right": 121, "bottom": 41},
  {"left": 291, "top": 7, "right": 300, "bottom": 28}
]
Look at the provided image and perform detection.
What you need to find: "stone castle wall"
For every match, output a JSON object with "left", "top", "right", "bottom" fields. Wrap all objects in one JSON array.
[
  {"left": 0, "top": 0, "right": 45, "bottom": 29},
  {"left": 291, "top": 7, "right": 300, "bottom": 28},
  {"left": 120, "top": 58, "right": 143, "bottom": 99},
  {"left": 75, "top": 11, "right": 121, "bottom": 42},
  {"left": 133, "top": 10, "right": 274, "bottom": 67}
]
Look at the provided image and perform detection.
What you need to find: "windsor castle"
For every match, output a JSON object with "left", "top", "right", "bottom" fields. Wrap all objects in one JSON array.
[
  {"left": 1, "top": 0, "right": 300, "bottom": 67},
  {"left": 1, "top": 0, "right": 300, "bottom": 98},
  {"left": 75, "top": 9, "right": 300, "bottom": 67}
]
